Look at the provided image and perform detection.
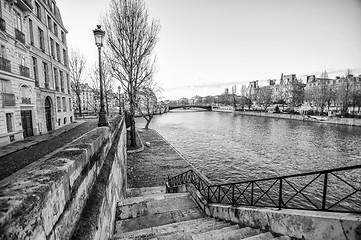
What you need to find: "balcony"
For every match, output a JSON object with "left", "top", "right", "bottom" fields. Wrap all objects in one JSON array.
[
  {"left": 15, "top": 28, "right": 25, "bottom": 45},
  {"left": 0, "top": 18, "right": 6, "bottom": 32},
  {"left": 19, "top": 65, "right": 30, "bottom": 78},
  {"left": 2, "top": 93, "right": 16, "bottom": 107},
  {"left": 21, "top": 97, "right": 31, "bottom": 104},
  {"left": 0, "top": 57, "right": 11, "bottom": 73}
]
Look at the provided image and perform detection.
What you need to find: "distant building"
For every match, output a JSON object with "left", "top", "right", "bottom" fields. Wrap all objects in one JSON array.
[{"left": 73, "top": 83, "right": 96, "bottom": 115}]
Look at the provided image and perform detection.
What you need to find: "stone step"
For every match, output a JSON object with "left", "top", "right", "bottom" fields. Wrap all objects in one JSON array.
[
  {"left": 191, "top": 226, "right": 260, "bottom": 240},
  {"left": 115, "top": 207, "right": 206, "bottom": 233},
  {"left": 126, "top": 186, "right": 166, "bottom": 197},
  {"left": 117, "top": 193, "right": 198, "bottom": 220},
  {"left": 274, "top": 237, "right": 291, "bottom": 240},
  {"left": 114, "top": 217, "right": 231, "bottom": 239},
  {"left": 242, "top": 232, "right": 274, "bottom": 240}
]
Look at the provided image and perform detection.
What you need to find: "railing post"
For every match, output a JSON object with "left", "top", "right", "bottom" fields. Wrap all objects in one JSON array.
[
  {"left": 251, "top": 181, "right": 254, "bottom": 206},
  {"left": 278, "top": 178, "right": 283, "bottom": 210},
  {"left": 322, "top": 172, "right": 328, "bottom": 210},
  {"left": 232, "top": 184, "right": 235, "bottom": 206}
]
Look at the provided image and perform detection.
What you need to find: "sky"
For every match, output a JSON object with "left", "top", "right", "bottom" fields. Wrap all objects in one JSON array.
[{"left": 57, "top": 0, "right": 361, "bottom": 100}]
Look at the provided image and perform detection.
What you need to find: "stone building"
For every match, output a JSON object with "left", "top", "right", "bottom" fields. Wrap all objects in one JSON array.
[
  {"left": 73, "top": 83, "right": 97, "bottom": 115},
  {"left": 0, "top": 0, "right": 73, "bottom": 147}
]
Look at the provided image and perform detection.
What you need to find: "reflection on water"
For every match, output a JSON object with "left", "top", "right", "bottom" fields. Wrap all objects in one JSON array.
[{"left": 136, "top": 110, "right": 361, "bottom": 184}]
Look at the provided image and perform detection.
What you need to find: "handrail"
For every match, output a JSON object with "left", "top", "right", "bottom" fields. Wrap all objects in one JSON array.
[{"left": 167, "top": 165, "right": 361, "bottom": 213}]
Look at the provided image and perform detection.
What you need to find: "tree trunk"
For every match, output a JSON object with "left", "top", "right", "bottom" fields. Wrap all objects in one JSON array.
[
  {"left": 77, "top": 93, "right": 82, "bottom": 116},
  {"left": 144, "top": 115, "right": 153, "bottom": 130},
  {"left": 129, "top": 92, "right": 137, "bottom": 147}
]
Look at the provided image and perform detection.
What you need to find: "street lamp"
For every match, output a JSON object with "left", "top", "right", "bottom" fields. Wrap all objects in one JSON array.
[{"left": 93, "top": 25, "right": 108, "bottom": 127}]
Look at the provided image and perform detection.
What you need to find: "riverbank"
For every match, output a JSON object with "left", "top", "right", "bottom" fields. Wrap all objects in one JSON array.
[
  {"left": 234, "top": 110, "right": 361, "bottom": 127},
  {"left": 127, "top": 129, "right": 192, "bottom": 188}
]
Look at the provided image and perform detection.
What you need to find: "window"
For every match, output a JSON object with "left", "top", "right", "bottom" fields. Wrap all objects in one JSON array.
[
  {"left": 47, "top": 15, "right": 52, "bottom": 31},
  {"left": 35, "top": 2, "right": 41, "bottom": 20},
  {"left": 61, "top": 31, "right": 66, "bottom": 43},
  {"left": 42, "top": 62, "right": 49, "bottom": 88},
  {"left": 32, "top": 57, "right": 38, "bottom": 86},
  {"left": 38, "top": 27, "right": 44, "bottom": 50},
  {"left": 69, "top": 98, "right": 72, "bottom": 110},
  {"left": 63, "top": 49, "right": 67, "bottom": 65},
  {"left": 54, "top": 67, "right": 59, "bottom": 90},
  {"left": 56, "top": 43, "right": 60, "bottom": 61},
  {"left": 59, "top": 70, "right": 64, "bottom": 92},
  {"left": 67, "top": 74, "right": 70, "bottom": 94},
  {"left": 53, "top": 22, "right": 58, "bottom": 37},
  {"left": 6, "top": 113, "right": 14, "bottom": 133},
  {"left": 0, "top": 45, "right": 6, "bottom": 58},
  {"left": 62, "top": 97, "right": 66, "bottom": 111},
  {"left": 29, "top": 19, "right": 34, "bottom": 45},
  {"left": 50, "top": 38, "right": 54, "bottom": 58},
  {"left": 57, "top": 96, "right": 61, "bottom": 112},
  {"left": 14, "top": 10, "right": 22, "bottom": 31}
]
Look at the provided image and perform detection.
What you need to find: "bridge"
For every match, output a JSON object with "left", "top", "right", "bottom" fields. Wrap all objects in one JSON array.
[{"left": 168, "top": 105, "right": 212, "bottom": 111}]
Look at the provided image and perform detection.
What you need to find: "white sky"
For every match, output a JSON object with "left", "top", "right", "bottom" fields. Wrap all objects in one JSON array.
[{"left": 57, "top": 0, "right": 361, "bottom": 100}]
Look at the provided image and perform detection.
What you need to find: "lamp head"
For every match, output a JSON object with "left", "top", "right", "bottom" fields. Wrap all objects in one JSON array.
[{"left": 93, "top": 25, "right": 105, "bottom": 47}]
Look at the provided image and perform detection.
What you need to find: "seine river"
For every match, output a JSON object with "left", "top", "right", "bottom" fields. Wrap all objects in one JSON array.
[{"left": 136, "top": 110, "right": 361, "bottom": 184}]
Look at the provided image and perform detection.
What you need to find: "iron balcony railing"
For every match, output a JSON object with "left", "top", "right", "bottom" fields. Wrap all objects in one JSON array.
[
  {"left": 0, "top": 18, "right": 6, "bottom": 32},
  {"left": 19, "top": 65, "right": 30, "bottom": 78},
  {"left": 167, "top": 165, "right": 361, "bottom": 213},
  {"left": 2, "top": 93, "right": 16, "bottom": 106},
  {"left": 21, "top": 97, "right": 31, "bottom": 104},
  {"left": 15, "top": 28, "right": 25, "bottom": 44},
  {"left": 0, "top": 57, "right": 11, "bottom": 72}
]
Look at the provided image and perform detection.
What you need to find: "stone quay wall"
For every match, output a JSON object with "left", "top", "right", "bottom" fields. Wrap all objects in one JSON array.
[
  {"left": 234, "top": 111, "right": 361, "bottom": 127},
  {"left": 0, "top": 116, "right": 127, "bottom": 240}
]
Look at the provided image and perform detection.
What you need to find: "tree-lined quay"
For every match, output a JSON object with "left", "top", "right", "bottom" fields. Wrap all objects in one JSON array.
[{"left": 168, "top": 70, "right": 361, "bottom": 118}]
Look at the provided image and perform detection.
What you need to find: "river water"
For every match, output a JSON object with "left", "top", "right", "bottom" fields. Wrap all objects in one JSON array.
[
  {"left": 135, "top": 110, "right": 361, "bottom": 210},
  {"left": 136, "top": 110, "right": 361, "bottom": 183}
]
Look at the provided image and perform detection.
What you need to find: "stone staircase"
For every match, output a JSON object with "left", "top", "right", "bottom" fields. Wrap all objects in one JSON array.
[{"left": 113, "top": 187, "right": 290, "bottom": 240}]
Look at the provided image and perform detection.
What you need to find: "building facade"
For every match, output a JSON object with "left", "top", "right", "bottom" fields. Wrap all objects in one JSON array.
[{"left": 0, "top": 0, "right": 73, "bottom": 147}]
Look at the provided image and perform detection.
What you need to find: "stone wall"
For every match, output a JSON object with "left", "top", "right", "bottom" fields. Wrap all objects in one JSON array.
[
  {"left": 0, "top": 116, "right": 127, "bottom": 240},
  {"left": 178, "top": 183, "right": 361, "bottom": 240},
  {"left": 234, "top": 111, "right": 361, "bottom": 127}
]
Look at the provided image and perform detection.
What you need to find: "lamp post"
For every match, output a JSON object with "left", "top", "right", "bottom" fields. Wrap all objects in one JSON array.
[{"left": 93, "top": 25, "right": 108, "bottom": 127}]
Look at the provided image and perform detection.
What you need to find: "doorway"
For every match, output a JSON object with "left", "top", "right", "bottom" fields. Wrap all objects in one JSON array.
[
  {"left": 21, "top": 110, "right": 34, "bottom": 138},
  {"left": 45, "top": 97, "right": 52, "bottom": 131}
]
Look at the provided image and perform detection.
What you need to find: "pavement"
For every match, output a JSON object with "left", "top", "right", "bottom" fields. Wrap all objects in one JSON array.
[
  {"left": 127, "top": 128, "right": 192, "bottom": 188},
  {"left": 0, "top": 120, "right": 85, "bottom": 158}
]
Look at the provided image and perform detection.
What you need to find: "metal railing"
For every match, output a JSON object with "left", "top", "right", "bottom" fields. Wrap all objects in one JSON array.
[
  {"left": 15, "top": 28, "right": 25, "bottom": 44},
  {"left": 167, "top": 165, "right": 361, "bottom": 213},
  {"left": 19, "top": 65, "right": 30, "bottom": 78},
  {"left": 0, "top": 57, "right": 11, "bottom": 72}
]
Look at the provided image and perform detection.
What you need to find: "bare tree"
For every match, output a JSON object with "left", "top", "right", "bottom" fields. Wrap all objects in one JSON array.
[
  {"left": 231, "top": 85, "right": 237, "bottom": 108},
  {"left": 104, "top": 0, "right": 160, "bottom": 147},
  {"left": 256, "top": 86, "right": 273, "bottom": 111},
  {"left": 69, "top": 49, "right": 87, "bottom": 116},
  {"left": 337, "top": 69, "right": 353, "bottom": 114},
  {"left": 137, "top": 79, "right": 162, "bottom": 129}
]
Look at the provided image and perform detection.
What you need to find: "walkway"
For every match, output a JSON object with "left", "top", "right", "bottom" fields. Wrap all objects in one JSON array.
[
  {"left": 0, "top": 118, "right": 98, "bottom": 181},
  {"left": 127, "top": 129, "right": 191, "bottom": 188}
]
